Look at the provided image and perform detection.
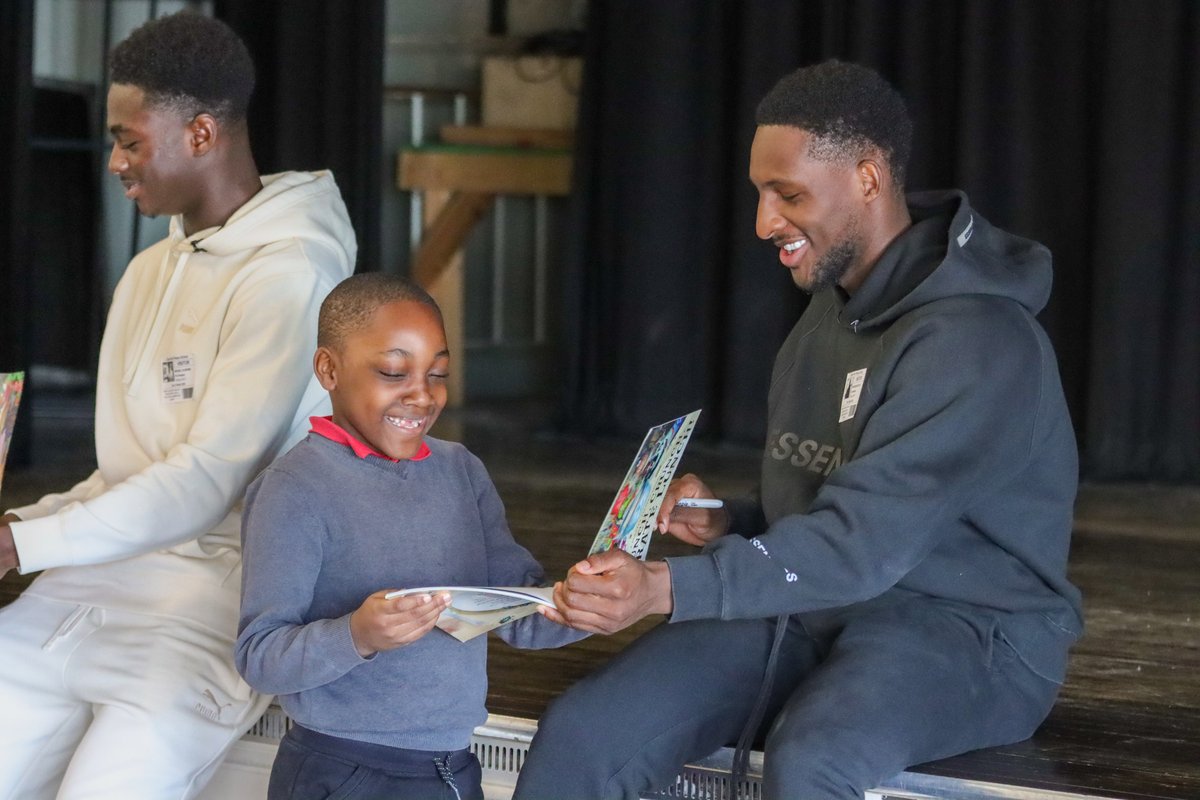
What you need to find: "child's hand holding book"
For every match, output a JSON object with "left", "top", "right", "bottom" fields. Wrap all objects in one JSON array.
[{"left": 349, "top": 590, "right": 452, "bottom": 657}]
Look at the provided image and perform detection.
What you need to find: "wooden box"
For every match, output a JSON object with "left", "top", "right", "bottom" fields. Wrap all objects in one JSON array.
[{"left": 482, "top": 55, "right": 583, "bottom": 130}]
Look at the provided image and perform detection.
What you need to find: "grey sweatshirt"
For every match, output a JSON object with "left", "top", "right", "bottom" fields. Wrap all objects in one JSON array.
[
  {"left": 236, "top": 433, "right": 583, "bottom": 750},
  {"left": 667, "top": 190, "right": 1083, "bottom": 684}
]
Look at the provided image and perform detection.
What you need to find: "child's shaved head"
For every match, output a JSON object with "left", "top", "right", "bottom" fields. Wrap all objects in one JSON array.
[{"left": 318, "top": 273, "right": 443, "bottom": 351}]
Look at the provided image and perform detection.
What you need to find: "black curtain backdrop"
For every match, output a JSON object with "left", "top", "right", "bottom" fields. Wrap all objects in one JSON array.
[
  {"left": 0, "top": 0, "right": 35, "bottom": 468},
  {"left": 214, "top": 0, "right": 385, "bottom": 274},
  {"left": 559, "top": 0, "right": 1200, "bottom": 483}
]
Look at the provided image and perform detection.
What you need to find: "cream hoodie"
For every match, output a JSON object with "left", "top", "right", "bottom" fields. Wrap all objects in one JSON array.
[{"left": 8, "top": 171, "right": 355, "bottom": 635}]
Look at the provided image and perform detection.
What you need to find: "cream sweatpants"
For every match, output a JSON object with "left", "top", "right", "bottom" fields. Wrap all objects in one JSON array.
[{"left": 0, "top": 594, "right": 270, "bottom": 800}]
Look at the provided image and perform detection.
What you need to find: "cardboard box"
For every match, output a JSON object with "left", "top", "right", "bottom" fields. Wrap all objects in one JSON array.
[{"left": 482, "top": 56, "right": 582, "bottom": 131}]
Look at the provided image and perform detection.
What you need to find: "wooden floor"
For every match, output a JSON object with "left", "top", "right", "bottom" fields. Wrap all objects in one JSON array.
[{"left": 2, "top": 398, "right": 1199, "bottom": 798}]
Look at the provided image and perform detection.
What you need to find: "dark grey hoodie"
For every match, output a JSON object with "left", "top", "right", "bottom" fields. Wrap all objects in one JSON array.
[{"left": 667, "top": 190, "right": 1083, "bottom": 683}]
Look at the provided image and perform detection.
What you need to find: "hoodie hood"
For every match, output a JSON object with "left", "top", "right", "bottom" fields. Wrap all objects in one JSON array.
[
  {"left": 842, "top": 190, "right": 1052, "bottom": 331},
  {"left": 121, "top": 170, "right": 355, "bottom": 392},
  {"left": 168, "top": 170, "right": 357, "bottom": 283}
]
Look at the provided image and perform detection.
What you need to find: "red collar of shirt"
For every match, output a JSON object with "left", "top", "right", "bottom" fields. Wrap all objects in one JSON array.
[{"left": 309, "top": 416, "right": 431, "bottom": 462}]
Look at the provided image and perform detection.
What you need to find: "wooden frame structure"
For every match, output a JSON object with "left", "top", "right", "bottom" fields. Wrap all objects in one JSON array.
[{"left": 397, "top": 134, "right": 572, "bottom": 405}]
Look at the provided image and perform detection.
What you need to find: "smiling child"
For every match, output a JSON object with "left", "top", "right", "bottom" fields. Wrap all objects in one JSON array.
[{"left": 235, "top": 273, "right": 582, "bottom": 800}]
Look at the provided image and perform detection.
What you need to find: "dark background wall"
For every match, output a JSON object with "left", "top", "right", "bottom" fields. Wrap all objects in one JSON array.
[
  {"left": 215, "top": 0, "right": 386, "bottom": 275},
  {"left": 558, "top": 0, "right": 1199, "bottom": 482},
  {"left": 1, "top": 0, "right": 1196, "bottom": 483},
  {"left": 0, "top": 0, "right": 35, "bottom": 467}
]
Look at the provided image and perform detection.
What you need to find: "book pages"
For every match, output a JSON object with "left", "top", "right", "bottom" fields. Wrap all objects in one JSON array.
[{"left": 395, "top": 409, "right": 702, "bottom": 642}]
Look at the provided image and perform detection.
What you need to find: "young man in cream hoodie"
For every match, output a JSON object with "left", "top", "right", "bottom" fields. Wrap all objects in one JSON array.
[{"left": 0, "top": 12, "right": 355, "bottom": 799}]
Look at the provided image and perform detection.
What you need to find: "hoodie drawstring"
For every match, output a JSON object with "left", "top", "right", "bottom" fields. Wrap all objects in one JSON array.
[
  {"left": 433, "top": 753, "right": 463, "bottom": 800},
  {"left": 730, "top": 614, "right": 789, "bottom": 795}
]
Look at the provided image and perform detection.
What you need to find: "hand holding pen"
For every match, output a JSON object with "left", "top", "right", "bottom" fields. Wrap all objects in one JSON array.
[{"left": 656, "top": 474, "right": 730, "bottom": 546}]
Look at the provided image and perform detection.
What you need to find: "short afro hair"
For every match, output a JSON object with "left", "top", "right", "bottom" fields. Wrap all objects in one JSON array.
[
  {"left": 756, "top": 59, "right": 913, "bottom": 191},
  {"left": 109, "top": 11, "right": 255, "bottom": 123},
  {"left": 318, "top": 273, "right": 444, "bottom": 351}
]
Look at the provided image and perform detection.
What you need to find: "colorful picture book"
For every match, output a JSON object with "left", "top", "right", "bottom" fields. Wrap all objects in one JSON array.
[
  {"left": 587, "top": 409, "right": 701, "bottom": 560},
  {"left": 0, "top": 372, "right": 24, "bottom": 498},
  {"left": 388, "top": 409, "right": 702, "bottom": 642}
]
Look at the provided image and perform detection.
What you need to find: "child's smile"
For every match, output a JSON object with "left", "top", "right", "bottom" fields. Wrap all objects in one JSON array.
[
  {"left": 384, "top": 415, "right": 425, "bottom": 431},
  {"left": 315, "top": 299, "right": 449, "bottom": 461}
]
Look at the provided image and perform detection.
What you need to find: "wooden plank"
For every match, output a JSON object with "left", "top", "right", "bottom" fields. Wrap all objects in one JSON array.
[
  {"left": 398, "top": 149, "right": 572, "bottom": 196},
  {"left": 420, "top": 189, "right": 466, "bottom": 408},
  {"left": 383, "top": 85, "right": 480, "bottom": 102},
  {"left": 440, "top": 125, "right": 574, "bottom": 150},
  {"left": 412, "top": 191, "right": 493, "bottom": 287}
]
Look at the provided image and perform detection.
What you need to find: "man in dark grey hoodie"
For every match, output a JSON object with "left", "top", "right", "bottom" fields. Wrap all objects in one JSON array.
[{"left": 515, "top": 60, "right": 1083, "bottom": 800}]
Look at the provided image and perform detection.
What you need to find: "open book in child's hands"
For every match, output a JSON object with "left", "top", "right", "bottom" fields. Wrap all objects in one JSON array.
[
  {"left": 384, "top": 585, "right": 556, "bottom": 642},
  {"left": 391, "top": 409, "right": 702, "bottom": 642}
]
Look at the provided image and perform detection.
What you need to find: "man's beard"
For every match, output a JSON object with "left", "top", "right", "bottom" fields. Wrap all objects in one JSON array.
[{"left": 803, "top": 236, "right": 859, "bottom": 294}]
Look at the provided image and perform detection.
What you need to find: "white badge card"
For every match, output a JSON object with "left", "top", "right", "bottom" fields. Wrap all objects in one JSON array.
[
  {"left": 161, "top": 354, "right": 196, "bottom": 403},
  {"left": 839, "top": 368, "right": 867, "bottom": 423}
]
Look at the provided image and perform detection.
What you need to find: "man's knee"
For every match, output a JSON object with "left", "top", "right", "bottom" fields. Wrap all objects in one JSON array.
[
  {"left": 515, "top": 693, "right": 608, "bottom": 799},
  {"left": 532, "top": 682, "right": 599, "bottom": 747},
  {"left": 518, "top": 683, "right": 673, "bottom": 800},
  {"left": 762, "top": 725, "right": 885, "bottom": 800}
]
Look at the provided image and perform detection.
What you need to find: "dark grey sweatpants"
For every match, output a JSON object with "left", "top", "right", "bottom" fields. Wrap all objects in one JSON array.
[{"left": 513, "top": 598, "right": 1061, "bottom": 800}]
